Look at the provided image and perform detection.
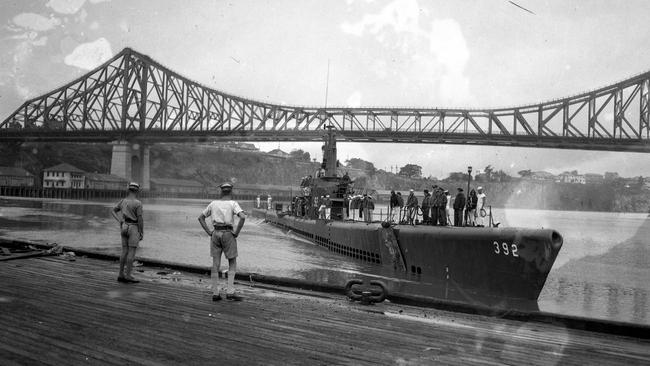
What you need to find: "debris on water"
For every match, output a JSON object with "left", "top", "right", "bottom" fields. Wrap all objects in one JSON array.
[{"left": 133, "top": 261, "right": 143, "bottom": 267}]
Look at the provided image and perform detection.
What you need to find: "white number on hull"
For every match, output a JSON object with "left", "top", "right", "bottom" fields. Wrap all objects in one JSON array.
[{"left": 493, "top": 241, "right": 519, "bottom": 257}]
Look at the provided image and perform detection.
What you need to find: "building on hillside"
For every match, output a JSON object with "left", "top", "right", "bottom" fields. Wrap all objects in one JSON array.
[
  {"left": 584, "top": 173, "right": 604, "bottom": 185},
  {"left": 0, "top": 166, "right": 35, "bottom": 187},
  {"left": 221, "top": 142, "right": 258, "bottom": 151},
  {"left": 150, "top": 178, "right": 205, "bottom": 195},
  {"left": 267, "top": 149, "right": 290, "bottom": 159},
  {"left": 529, "top": 171, "right": 556, "bottom": 181},
  {"left": 85, "top": 173, "right": 128, "bottom": 190},
  {"left": 43, "top": 163, "right": 86, "bottom": 189},
  {"left": 558, "top": 172, "right": 586, "bottom": 184}
]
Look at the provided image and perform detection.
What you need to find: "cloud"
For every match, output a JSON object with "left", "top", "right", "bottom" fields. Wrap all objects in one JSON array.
[
  {"left": 346, "top": 91, "right": 362, "bottom": 107},
  {"left": 89, "top": 0, "right": 111, "bottom": 3},
  {"left": 46, "top": 0, "right": 87, "bottom": 14},
  {"left": 341, "top": 0, "right": 420, "bottom": 37},
  {"left": 340, "top": 0, "right": 471, "bottom": 106},
  {"left": 12, "top": 13, "right": 61, "bottom": 31},
  {"left": 64, "top": 38, "right": 113, "bottom": 70}
]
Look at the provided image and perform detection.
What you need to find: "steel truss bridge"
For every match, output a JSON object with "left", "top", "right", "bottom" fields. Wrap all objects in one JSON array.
[{"left": 1, "top": 48, "right": 650, "bottom": 152}]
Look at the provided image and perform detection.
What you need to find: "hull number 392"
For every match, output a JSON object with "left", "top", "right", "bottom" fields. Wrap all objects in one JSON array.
[{"left": 493, "top": 241, "right": 519, "bottom": 257}]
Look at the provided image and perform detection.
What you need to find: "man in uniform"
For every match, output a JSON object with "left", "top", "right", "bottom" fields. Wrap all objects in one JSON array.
[
  {"left": 406, "top": 189, "right": 418, "bottom": 225},
  {"left": 421, "top": 189, "right": 431, "bottom": 225},
  {"left": 111, "top": 182, "right": 144, "bottom": 283},
  {"left": 453, "top": 188, "right": 465, "bottom": 226},
  {"left": 198, "top": 183, "right": 247, "bottom": 301}
]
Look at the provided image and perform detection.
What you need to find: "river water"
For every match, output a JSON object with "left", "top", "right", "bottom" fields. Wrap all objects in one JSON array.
[{"left": 0, "top": 196, "right": 648, "bottom": 326}]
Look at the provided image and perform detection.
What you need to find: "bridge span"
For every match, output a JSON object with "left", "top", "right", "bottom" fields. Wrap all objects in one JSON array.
[
  {"left": 1, "top": 48, "right": 650, "bottom": 186},
  {"left": 1, "top": 47, "right": 650, "bottom": 151}
]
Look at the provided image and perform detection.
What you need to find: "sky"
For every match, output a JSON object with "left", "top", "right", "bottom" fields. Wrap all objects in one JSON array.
[{"left": 1, "top": 0, "right": 650, "bottom": 178}]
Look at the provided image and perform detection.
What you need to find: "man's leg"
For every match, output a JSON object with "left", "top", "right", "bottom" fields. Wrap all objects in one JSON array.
[
  {"left": 118, "top": 245, "right": 127, "bottom": 278},
  {"left": 118, "top": 230, "right": 128, "bottom": 279},
  {"left": 211, "top": 255, "right": 222, "bottom": 296},
  {"left": 226, "top": 257, "right": 237, "bottom": 295},
  {"left": 124, "top": 246, "right": 138, "bottom": 281}
]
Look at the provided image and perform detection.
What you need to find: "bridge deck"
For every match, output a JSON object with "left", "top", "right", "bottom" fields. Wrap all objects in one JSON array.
[{"left": 1, "top": 256, "right": 648, "bottom": 365}]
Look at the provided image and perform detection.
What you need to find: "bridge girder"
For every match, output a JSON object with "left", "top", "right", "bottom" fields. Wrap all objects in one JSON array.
[{"left": 2, "top": 48, "right": 650, "bottom": 152}]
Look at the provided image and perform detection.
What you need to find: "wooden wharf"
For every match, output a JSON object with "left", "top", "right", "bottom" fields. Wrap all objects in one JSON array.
[{"left": 1, "top": 256, "right": 649, "bottom": 365}]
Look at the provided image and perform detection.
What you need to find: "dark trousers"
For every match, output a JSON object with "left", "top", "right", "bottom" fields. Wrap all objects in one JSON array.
[
  {"left": 454, "top": 209, "right": 463, "bottom": 226},
  {"left": 437, "top": 207, "right": 447, "bottom": 226},
  {"left": 431, "top": 206, "right": 439, "bottom": 226}
]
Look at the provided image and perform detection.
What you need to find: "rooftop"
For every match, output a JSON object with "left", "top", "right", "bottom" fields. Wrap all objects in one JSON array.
[
  {"left": 0, "top": 166, "right": 33, "bottom": 177},
  {"left": 43, "top": 163, "right": 85, "bottom": 173}
]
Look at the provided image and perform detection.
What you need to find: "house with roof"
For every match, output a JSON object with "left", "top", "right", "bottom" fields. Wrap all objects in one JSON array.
[
  {"left": 43, "top": 163, "right": 86, "bottom": 189},
  {"left": 557, "top": 171, "right": 586, "bottom": 184},
  {"left": 85, "top": 173, "right": 129, "bottom": 191},
  {"left": 0, "top": 166, "right": 35, "bottom": 187},
  {"left": 584, "top": 173, "right": 604, "bottom": 185},
  {"left": 529, "top": 171, "right": 556, "bottom": 182},
  {"left": 267, "top": 149, "right": 290, "bottom": 159}
]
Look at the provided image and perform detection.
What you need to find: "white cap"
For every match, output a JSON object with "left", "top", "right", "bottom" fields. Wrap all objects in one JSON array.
[{"left": 477, "top": 186, "right": 483, "bottom": 190}]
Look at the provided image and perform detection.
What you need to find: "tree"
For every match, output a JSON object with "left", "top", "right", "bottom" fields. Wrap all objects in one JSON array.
[
  {"left": 398, "top": 164, "right": 422, "bottom": 179},
  {"left": 483, "top": 165, "right": 493, "bottom": 181},
  {"left": 289, "top": 149, "right": 311, "bottom": 162},
  {"left": 518, "top": 169, "right": 532, "bottom": 178},
  {"left": 345, "top": 158, "right": 376, "bottom": 176},
  {"left": 493, "top": 170, "right": 512, "bottom": 182},
  {"left": 444, "top": 172, "right": 470, "bottom": 182}
]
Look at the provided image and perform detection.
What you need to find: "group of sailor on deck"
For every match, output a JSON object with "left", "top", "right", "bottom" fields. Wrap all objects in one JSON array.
[{"left": 390, "top": 186, "right": 488, "bottom": 227}]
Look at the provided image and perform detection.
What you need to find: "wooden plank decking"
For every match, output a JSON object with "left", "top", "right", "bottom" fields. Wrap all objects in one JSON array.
[{"left": 1, "top": 256, "right": 649, "bottom": 365}]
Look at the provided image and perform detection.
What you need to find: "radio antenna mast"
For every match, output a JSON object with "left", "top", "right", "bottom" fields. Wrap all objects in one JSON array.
[{"left": 324, "top": 59, "right": 330, "bottom": 108}]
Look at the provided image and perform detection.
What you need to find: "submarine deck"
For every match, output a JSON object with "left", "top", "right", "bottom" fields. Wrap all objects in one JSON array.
[{"left": 1, "top": 256, "right": 649, "bottom": 365}]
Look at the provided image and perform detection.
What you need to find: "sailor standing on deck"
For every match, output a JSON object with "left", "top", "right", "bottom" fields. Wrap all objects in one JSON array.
[
  {"left": 267, "top": 195, "right": 272, "bottom": 210},
  {"left": 198, "top": 183, "right": 246, "bottom": 301},
  {"left": 111, "top": 182, "right": 144, "bottom": 283},
  {"left": 406, "top": 189, "right": 418, "bottom": 225},
  {"left": 444, "top": 190, "right": 452, "bottom": 226},
  {"left": 453, "top": 188, "right": 466, "bottom": 227},
  {"left": 421, "top": 189, "right": 431, "bottom": 225},
  {"left": 476, "top": 187, "right": 487, "bottom": 227}
]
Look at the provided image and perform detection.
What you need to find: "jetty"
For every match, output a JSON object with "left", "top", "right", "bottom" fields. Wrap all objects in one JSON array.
[{"left": 1, "top": 255, "right": 649, "bottom": 365}]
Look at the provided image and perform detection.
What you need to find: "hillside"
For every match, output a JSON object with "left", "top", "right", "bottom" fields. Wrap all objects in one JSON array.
[{"left": 1, "top": 141, "right": 649, "bottom": 212}]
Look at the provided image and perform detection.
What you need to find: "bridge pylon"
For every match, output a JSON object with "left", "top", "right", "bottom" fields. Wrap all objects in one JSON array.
[{"left": 110, "top": 140, "right": 150, "bottom": 190}]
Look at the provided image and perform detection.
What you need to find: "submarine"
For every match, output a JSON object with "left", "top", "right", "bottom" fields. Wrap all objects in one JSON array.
[{"left": 252, "top": 127, "right": 563, "bottom": 303}]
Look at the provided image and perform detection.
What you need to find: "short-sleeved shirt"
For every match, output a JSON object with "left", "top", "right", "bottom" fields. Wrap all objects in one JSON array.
[
  {"left": 202, "top": 199, "right": 244, "bottom": 226},
  {"left": 114, "top": 198, "right": 143, "bottom": 223}
]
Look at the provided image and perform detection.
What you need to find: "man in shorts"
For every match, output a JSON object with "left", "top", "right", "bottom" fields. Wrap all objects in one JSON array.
[
  {"left": 198, "top": 182, "right": 247, "bottom": 301},
  {"left": 111, "top": 182, "right": 144, "bottom": 283}
]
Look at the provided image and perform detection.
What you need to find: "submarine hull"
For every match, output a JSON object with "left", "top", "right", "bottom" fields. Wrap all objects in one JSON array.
[{"left": 253, "top": 208, "right": 563, "bottom": 302}]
